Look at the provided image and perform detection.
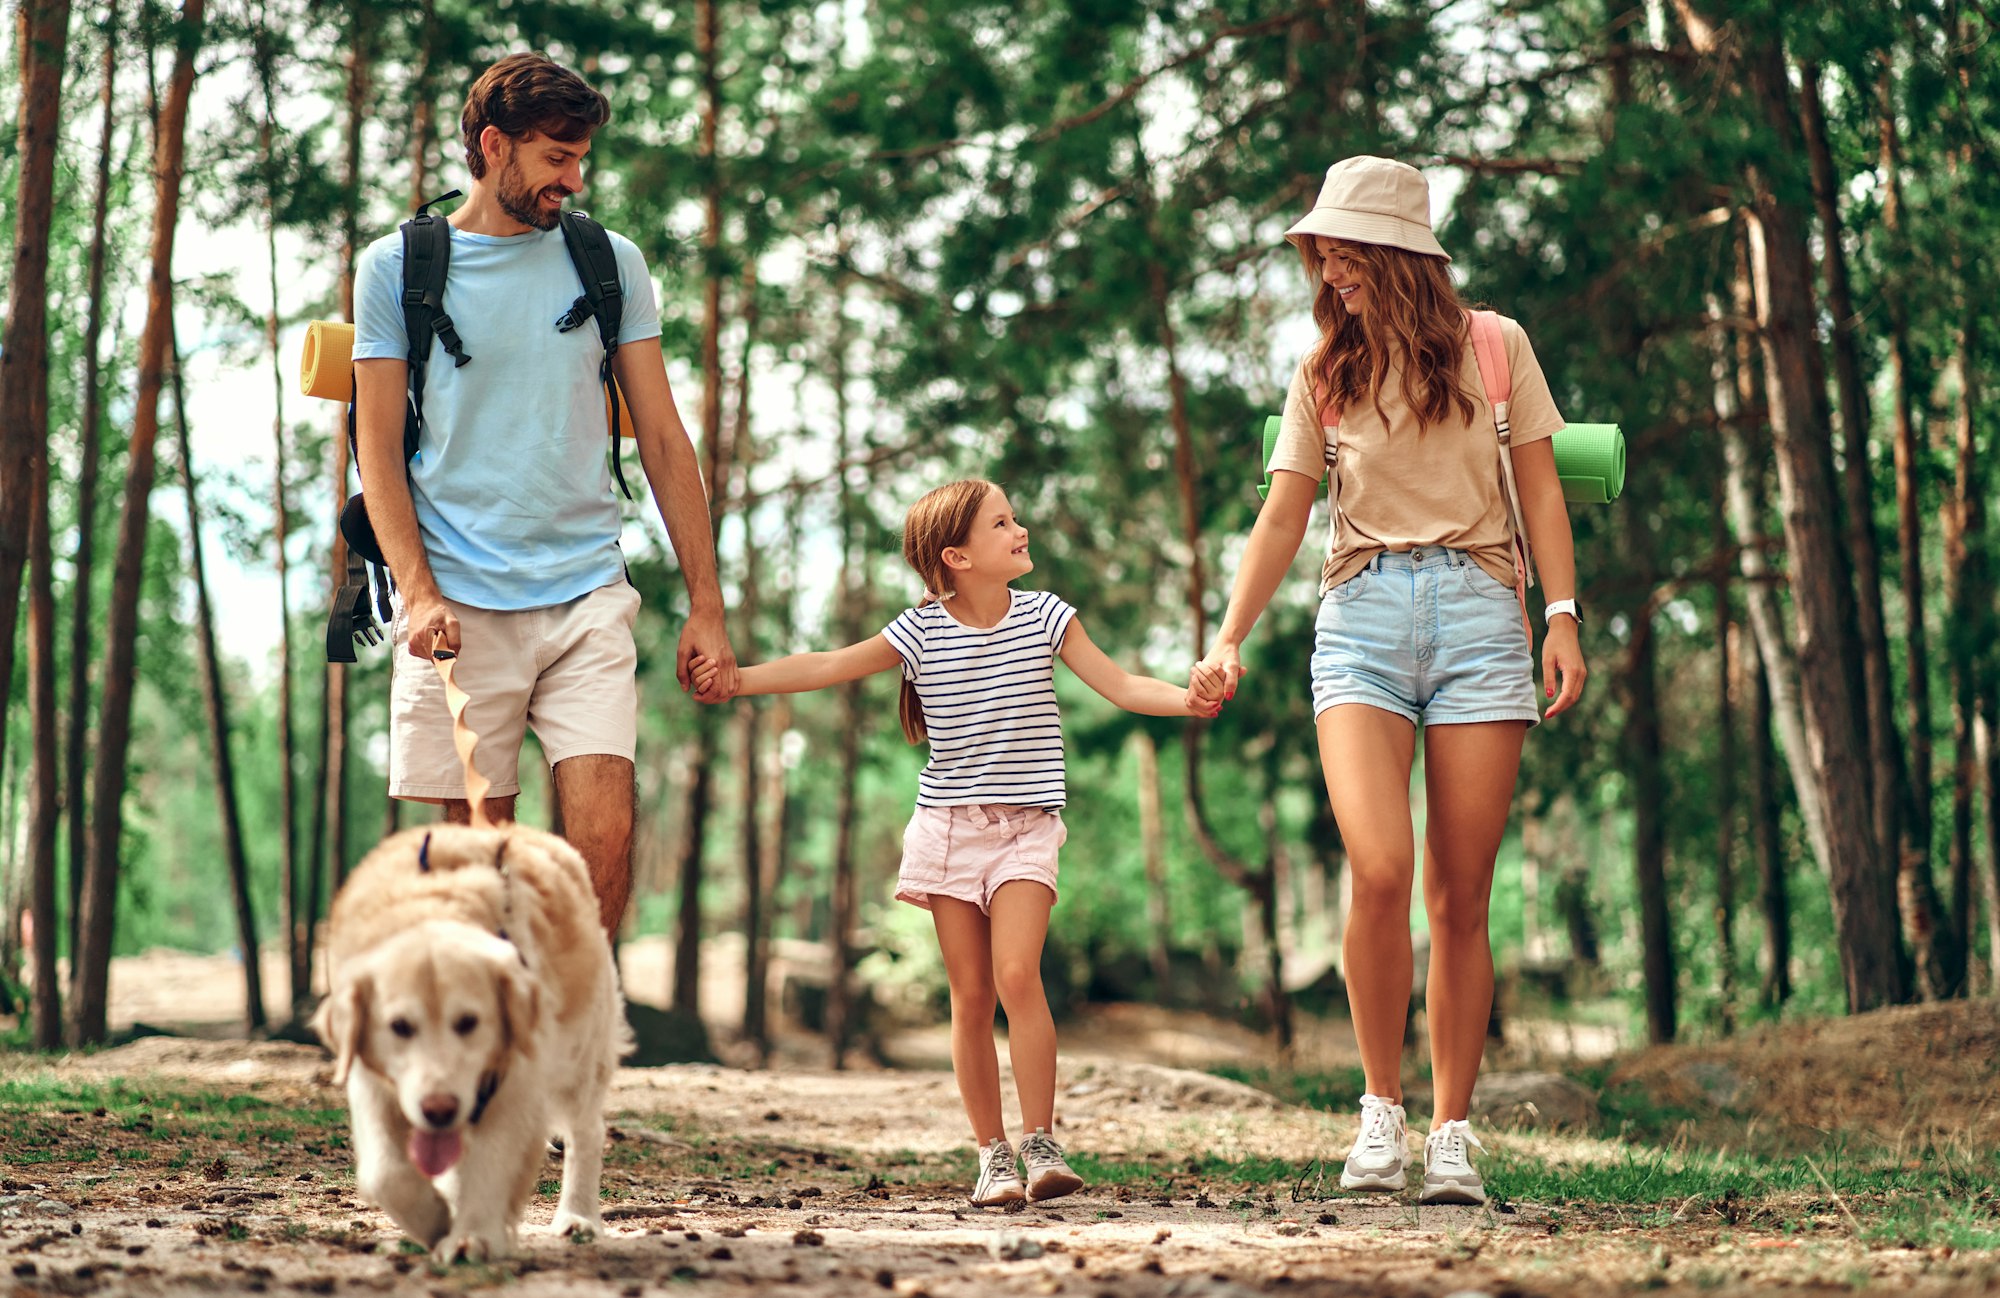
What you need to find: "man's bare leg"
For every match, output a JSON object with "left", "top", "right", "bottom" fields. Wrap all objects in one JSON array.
[
  {"left": 553, "top": 754, "right": 636, "bottom": 935},
  {"left": 439, "top": 796, "right": 518, "bottom": 825}
]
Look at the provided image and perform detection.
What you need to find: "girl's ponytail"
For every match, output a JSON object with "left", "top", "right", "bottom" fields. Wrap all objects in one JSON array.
[
  {"left": 898, "top": 479, "right": 998, "bottom": 746},
  {"left": 899, "top": 678, "right": 927, "bottom": 745}
]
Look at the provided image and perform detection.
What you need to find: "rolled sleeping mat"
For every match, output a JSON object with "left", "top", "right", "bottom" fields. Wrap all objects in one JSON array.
[
  {"left": 1550, "top": 423, "right": 1624, "bottom": 503},
  {"left": 301, "top": 317, "right": 636, "bottom": 438},
  {"left": 1256, "top": 416, "right": 1625, "bottom": 503},
  {"left": 299, "top": 321, "right": 356, "bottom": 402}
]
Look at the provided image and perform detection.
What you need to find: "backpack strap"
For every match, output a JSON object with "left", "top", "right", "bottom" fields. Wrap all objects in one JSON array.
[
  {"left": 557, "top": 209, "right": 634, "bottom": 501},
  {"left": 1467, "top": 308, "right": 1537, "bottom": 647},
  {"left": 401, "top": 190, "right": 470, "bottom": 437}
]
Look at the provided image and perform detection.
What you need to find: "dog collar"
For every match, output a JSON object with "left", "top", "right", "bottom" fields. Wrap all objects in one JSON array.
[{"left": 470, "top": 1069, "right": 502, "bottom": 1125}]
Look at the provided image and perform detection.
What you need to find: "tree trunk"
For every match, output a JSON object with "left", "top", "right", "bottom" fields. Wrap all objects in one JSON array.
[
  {"left": 731, "top": 262, "right": 768, "bottom": 1057},
  {"left": 1879, "top": 65, "right": 1948, "bottom": 988},
  {"left": 1256, "top": 779, "right": 1294, "bottom": 1056},
  {"left": 25, "top": 270, "right": 62, "bottom": 1051},
  {"left": 1624, "top": 579, "right": 1674, "bottom": 1044},
  {"left": 72, "top": 0, "right": 206, "bottom": 1047},
  {"left": 408, "top": 0, "right": 437, "bottom": 207},
  {"left": 171, "top": 323, "right": 266, "bottom": 1032},
  {"left": 0, "top": 0, "right": 75, "bottom": 793},
  {"left": 1722, "top": 231, "right": 1830, "bottom": 878},
  {"left": 256, "top": 11, "right": 298, "bottom": 1015},
  {"left": 825, "top": 299, "right": 863, "bottom": 1070},
  {"left": 670, "top": 732, "right": 712, "bottom": 1019},
  {"left": 1680, "top": 0, "right": 1905, "bottom": 1010},
  {"left": 1713, "top": 502, "right": 1737, "bottom": 1036},
  {"left": 1746, "top": 610, "right": 1790, "bottom": 1007},
  {"left": 66, "top": 6, "right": 118, "bottom": 962},
  {"left": 1801, "top": 62, "right": 1909, "bottom": 964},
  {"left": 1944, "top": 305, "right": 1983, "bottom": 1001},
  {"left": 1134, "top": 730, "right": 1172, "bottom": 995}
]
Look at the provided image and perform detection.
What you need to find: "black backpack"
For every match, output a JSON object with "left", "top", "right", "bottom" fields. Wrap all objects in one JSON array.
[{"left": 326, "top": 189, "right": 633, "bottom": 663}]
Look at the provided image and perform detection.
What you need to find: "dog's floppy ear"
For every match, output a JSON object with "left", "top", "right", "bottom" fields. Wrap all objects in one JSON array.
[
  {"left": 313, "top": 975, "right": 370, "bottom": 1086},
  {"left": 497, "top": 964, "right": 539, "bottom": 1062}
]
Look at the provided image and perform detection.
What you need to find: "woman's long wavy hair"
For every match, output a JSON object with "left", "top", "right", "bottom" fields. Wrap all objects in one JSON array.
[
  {"left": 1300, "top": 238, "right": 1477, "bottom": 434},
  {"left": 898, "top": 479, "right": 997, "bottom": 745}
]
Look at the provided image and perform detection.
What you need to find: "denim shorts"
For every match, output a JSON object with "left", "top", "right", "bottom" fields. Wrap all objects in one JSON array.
[{"left": 1310, "top": 547, "right": 1539, "bottom": 728}]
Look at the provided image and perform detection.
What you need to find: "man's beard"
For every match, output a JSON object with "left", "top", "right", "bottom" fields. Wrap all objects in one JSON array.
[{"left": 495, "top": 156, "right": 568, "bottom": 231}]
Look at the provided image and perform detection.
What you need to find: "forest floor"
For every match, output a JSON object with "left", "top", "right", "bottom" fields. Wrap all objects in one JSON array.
[{"left": 2, "top": 949, "right": 1997, "bottom": 1297}]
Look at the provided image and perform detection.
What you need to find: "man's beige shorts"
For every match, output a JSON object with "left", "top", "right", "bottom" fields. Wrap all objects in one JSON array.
[{"left": 388, "top": 579, "right": 641, "bottom": 802}]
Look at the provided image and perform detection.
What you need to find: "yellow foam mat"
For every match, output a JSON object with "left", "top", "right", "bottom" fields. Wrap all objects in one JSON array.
[{"left": 300, "top": 321, "right": 356, "bottom": 402}]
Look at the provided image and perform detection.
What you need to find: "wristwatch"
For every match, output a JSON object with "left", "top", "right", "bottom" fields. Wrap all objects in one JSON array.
[{"left": 1544, "top": 598, "right": 1582, "bottom": 628}]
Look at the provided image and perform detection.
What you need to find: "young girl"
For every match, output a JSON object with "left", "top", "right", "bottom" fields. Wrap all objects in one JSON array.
[
  {"left": 692, "top": 479, "right": 1223, "bottom": 1206},
  {"left": 1196, "top": 156, "right": 1587, "bottom": 1205}
]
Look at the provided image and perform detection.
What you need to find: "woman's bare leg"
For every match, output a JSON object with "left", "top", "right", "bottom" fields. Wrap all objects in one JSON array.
[
  {"left": 1315, "top": 704, "right": 1419, "bottom": 1103},
  {"left": 1419, "top": 719, "right": 1527, "bottom": 1126}
]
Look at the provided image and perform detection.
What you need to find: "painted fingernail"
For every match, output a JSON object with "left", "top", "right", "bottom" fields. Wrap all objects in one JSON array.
[{"left": 1546, "top": 688, "right": 1554, "bottom": 698}]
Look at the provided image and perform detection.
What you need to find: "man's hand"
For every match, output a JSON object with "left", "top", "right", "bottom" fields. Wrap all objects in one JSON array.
[
  {"left": 406, "top": 594, "right": 461, "bottom": 661},
  {"left": 678, "top": 609, "right": 739, "bottom": 700}
]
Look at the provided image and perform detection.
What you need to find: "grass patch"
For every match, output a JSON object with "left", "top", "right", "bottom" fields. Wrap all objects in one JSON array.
[{"left": 1206, "top": 1065, "right": 1370, "bottom": 1113}]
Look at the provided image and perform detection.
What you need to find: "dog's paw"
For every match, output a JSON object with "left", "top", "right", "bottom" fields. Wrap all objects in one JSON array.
[
  {"left": 432, "top": 1227, "right": 510, "bottom": 1264},
  {"left": 548, "top": 1209, "right": 601, "bottom": 1242}
]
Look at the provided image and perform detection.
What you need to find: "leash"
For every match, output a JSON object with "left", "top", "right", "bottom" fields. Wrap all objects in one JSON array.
[{"left": 430, "top": 629, "right": 492, "bottom": 826}]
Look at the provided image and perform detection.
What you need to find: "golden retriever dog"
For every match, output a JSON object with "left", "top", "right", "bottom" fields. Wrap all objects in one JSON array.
[{"left": 311, "top": 823, "right": 630, "bottom": 1261}]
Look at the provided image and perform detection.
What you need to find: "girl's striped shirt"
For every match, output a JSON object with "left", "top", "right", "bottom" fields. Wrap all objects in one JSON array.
[{"left": 881, "top": 589, "right": 1076, "bottom": 808}]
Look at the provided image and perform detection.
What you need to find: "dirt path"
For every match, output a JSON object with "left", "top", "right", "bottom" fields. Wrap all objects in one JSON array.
[{"left": 4, "top": 1039, "right": 1993, "bottom": 1298}]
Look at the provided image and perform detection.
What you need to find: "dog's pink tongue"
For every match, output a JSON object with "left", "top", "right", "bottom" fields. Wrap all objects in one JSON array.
[{"left": 407, "top": 1128, "right": 463, "bottom": 1178}]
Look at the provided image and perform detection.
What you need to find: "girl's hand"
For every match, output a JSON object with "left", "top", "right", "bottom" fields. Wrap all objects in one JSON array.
[
  {"left": 1542, "top": 617, "right": 1587, "bottom": 718},
  {"left": 689, "top": 653, "right": 733, "bottom": 703},
  {"left": 1195, "top": 641, "right": 1245, "bottom": 703},
  {"left": 1186, "top": 661, "right": 1227, "bottom": 716}
]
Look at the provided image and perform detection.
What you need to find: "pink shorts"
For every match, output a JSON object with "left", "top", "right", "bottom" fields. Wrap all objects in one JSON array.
[{"left": 895, "top": 804, "right": 1066, "bottom": 913}]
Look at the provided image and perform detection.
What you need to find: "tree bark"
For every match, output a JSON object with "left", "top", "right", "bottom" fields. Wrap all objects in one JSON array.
[
  {"left": 1746, "top": 610, "right": 1790, "bottom": 1007},
  {"left": 1878, "top": 63, "right": 1948, "bottom": 988},
  {"left": 670, "top": 732, "right": 713, "bottom": 1018},
  {"left": 256, "top": 9, "right": 298, "bottom": 1016},
  {"left": 734, "top": 265, "right": 767, "bottom": 1057},
  {"left": 25, "top": 264, "right": 62, "bottom": 1051},
  {"left": 72, "top": 0, "right": 206, "bottom": 1047},
  {"left": 1712, "top": 501, "right": 1736, "bottom": 1036},
  {"left": 825, "top": 299, "right": 863, "bottom": 1070},
  {"left": 66, "top": 7, "right": 119, "bottom": 962},
  {"left": 1623, "top": 569, "right": 1674, "bottom": 1045},
  {"left": 0, "top": 0, "right": 75, "bottom": 792},
  {"left": 1134, "top": 730, "right": 1173, "bottom": 995},
  {"left": 1801, "top": 62, "right": 1909, "bottom": 957},
  {"left": 170, "top": 322, "right": 266, "bottom": 1032},
  {"left": 1944, "top": 305, "right": 1984, "bottom": 1000}
]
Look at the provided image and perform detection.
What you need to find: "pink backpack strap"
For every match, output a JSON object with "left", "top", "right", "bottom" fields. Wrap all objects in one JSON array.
[{"left": 1467, "top": 310, "right": 1538, "bottom": 642}]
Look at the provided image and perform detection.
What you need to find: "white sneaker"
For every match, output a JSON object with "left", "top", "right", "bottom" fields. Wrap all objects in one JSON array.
[
  {"left": 1419, "top": 1118, "right": 1487, "bottom": 1205},
  {"left": 972, "top": 1139, "right": 1025, "bottom": 1206},
  {"left": 1017, "top": 1128, "right": 1083, "bottom": 1202},
  {"left": 1338, "top": 1093, "right": 1410, "bottom": 1192}
]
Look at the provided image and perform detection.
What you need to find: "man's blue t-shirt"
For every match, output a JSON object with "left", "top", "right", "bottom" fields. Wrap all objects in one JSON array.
[{"left": 351, "top": 221, "right": 663, "bottom": 611}]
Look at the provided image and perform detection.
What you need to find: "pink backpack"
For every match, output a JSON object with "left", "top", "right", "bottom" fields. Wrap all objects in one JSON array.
[{"left": 1315, "top": 309, "right": 1536, "bottom": 642}]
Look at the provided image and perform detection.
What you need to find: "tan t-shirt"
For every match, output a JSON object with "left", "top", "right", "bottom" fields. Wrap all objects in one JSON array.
[{"left": 1266, "top": 313, "right": 1564, "bottom": 595}]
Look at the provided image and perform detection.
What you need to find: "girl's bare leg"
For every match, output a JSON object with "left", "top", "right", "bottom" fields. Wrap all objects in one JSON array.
[
  {"left": 931, "top": 897, "right": 1005, "bottom": 1142},
  {"left": 1315, "top": 704, "right": 1420, "bottom": 1104},
  {"left": 1419, "top": 720, "right": 1526, "bottom": 1126},
  {"left": 987, "top": 880, "right": 1058, "bottom": 1132}
]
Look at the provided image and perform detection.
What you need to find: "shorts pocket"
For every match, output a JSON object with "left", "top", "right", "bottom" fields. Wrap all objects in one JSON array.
[
  {"left": 898, "top": 811, "right": 950, "bottom": 886},
  {"left": 1014, "top": 810, "right": 1066, "bottom": 871},
  {"left": 1462, "top": 564, "right": 1520, "bottom": 602},
  {"left": 1325, "top": 571, "right": 1370, "bottom": 606}
]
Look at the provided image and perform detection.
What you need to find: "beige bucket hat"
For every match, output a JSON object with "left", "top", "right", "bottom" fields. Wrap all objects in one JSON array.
[{"left": 1285, "top": 156, "right": 1450, "bottom": 261}]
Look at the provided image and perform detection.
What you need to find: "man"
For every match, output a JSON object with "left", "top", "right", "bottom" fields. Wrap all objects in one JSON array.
[{"left": 352, "top": 52, "right": 738, "bottom": 933}]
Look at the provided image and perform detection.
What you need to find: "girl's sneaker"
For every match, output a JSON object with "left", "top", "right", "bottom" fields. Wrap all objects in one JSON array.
[
  {"left": 1017, "top": 1128, "right": 1084, "bottom": 1201},
  {"left": 1419, "top": 1118, "right": 1487, "bottom": 1205},
  {"left": 972, "top": 1139, "right": 1026, "bottom": 1206},
  {"left": 1338, "top": 1093, "right": 1411, "bottom": 1192}
]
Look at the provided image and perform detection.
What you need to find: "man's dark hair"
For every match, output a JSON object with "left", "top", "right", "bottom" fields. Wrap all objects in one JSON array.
[{"left": 461, "top": 53, "right": 610, "bottom": 179}]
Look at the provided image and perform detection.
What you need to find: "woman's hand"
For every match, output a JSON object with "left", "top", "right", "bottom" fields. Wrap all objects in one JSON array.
[
  {"left": 1542, "top": 617, "right": 1586, "bottom": 718},
  {"left": 1191, "top": 640, "right": 1245, "bottom": 709}
]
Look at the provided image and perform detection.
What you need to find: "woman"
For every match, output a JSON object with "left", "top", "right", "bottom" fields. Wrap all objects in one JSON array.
[{"left": 1197, "top": 156, "right": 1586, "bottom": 1205}]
